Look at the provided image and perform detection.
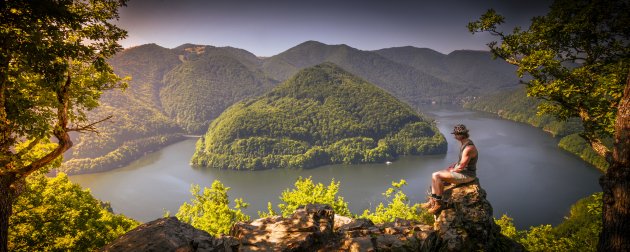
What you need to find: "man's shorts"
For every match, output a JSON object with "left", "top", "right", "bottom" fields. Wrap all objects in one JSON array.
[{"left": 450, "top": 171, "right": 475, "bottom": 184}]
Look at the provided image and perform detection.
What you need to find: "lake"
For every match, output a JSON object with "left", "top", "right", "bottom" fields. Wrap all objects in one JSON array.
[{"left": 69, "top": 105, "right": 602, "bottom": 229}]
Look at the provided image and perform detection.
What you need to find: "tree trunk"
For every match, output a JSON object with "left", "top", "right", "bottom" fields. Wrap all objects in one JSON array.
[
  {"left": 598, "top": 70, "right": 630, "bottom": 251},
  {"left": 0, "top": 175, "right": 14, "bottom": 252}
]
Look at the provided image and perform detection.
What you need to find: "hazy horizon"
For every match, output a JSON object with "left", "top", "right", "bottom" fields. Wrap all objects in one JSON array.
[{"left": 116, "top": 0, "right": 553, "bottom": 57}]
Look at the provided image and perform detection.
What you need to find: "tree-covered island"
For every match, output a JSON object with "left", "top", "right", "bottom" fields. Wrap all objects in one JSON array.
[{"left": 191, "top": 63, "right": 447, "bottom": 170}]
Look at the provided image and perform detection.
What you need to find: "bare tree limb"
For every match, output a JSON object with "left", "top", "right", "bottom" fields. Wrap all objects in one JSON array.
[{"left": 67, "top": 115, "right": 113, "bottom": 134}]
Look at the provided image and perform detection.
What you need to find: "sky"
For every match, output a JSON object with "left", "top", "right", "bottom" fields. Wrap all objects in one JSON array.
[{"left": 116, "top": 0, "right": 553, "bottom": 57}]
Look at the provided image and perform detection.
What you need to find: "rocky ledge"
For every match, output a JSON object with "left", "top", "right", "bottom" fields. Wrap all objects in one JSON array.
[{"left": 102, "top": 179, "right": 522, "bottom": 251}]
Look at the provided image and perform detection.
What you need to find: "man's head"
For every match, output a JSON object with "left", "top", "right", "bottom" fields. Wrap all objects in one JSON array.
[{"left": 451, "top": 124, "right": 469, "bottom": 140}]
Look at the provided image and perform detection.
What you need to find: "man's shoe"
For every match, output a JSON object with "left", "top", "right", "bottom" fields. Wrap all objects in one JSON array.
[
  {"left": 428, "top": 199, "right": 444, "bottom": 215},
  {"left": 420, "top": 197, "right": 436, "bottom": 209}
]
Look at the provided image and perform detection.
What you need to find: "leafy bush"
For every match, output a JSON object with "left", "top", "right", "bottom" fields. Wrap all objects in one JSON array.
[
  {"left": 361, "top": 179, "right": 433, "bottom": 224},
  {"left": 175, "top": 181, "right": 250, "bottom": 236},
  {"left": 260, "top": 176, "right": 351, "bottom": 217},
  {"left": 9, "top": 174, "right": 138, "bottom": 251}
]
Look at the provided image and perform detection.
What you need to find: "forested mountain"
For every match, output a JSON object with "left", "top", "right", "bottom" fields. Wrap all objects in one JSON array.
[
  {"left": 374, "top": 47, "right": 519, "bottom": 93},
  {"left": 62, "top": 41, "right": 522, "bottom": 174},
  {"left": 192, "top": 63, "right": 447, "bottom": 170},
  {"left": 261, "top": 41, "right": 468, "bottom": 106},
  {"left": 160, "top": 46, "right": 278, "bottom": 133},
  {"left": 61, "top": 44, "right": 277, "bottom": 174},
  {"left": 61, "top": 44, "right": 184, "bottom": 174}
]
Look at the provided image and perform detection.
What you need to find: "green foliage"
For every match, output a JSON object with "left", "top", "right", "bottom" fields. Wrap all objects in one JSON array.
[
  {"left": 175, "top": 181, "right": 250, "bottom": 236},
  {"left": 1, "top": 0, "right": 129, "bottom": 182},
  {"left": 9, "top": 174, "right": 138, "bottom": 251},
  {"left": 495, "top": 215, "right": 519, "bottom": 240},
  {"left": 469, "top": 0, "right": 630, "bottom": 152},
  {"left": 0, "top": 0, "right": 128, "bottom": 143},
  {"left": 14, "top": 139, "right": 63, "bottom": 175},
  {"left": 361, "top": 179, "right": 433, "bottom": 224},
  {"left": 558, "top": 134, "right": 609, "bottom": 172},
  {"left": 161, "top": 51, "right": 277, "bottom": 133},
  {"left": 495, "top": 192, "right": 602, "bottom": 252},
  {"left": 192, "top": 63, "right": 447, "bottom": 170},
  {"left": 261, "top": 177, "right": 351, "bottom": 217}
]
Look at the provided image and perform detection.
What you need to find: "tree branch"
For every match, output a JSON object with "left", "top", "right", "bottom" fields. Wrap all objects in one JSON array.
[
  {"left": 591, "top": 138, "right": 613, "bottom": 161},
  {"left": 67, "top": 115, "right": 112, "bottom": 134},
  {"left": 14, "top": 69, "right": 74, "bottom": 179}
]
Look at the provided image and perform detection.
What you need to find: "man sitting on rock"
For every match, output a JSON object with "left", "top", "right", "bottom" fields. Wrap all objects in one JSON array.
[{"left": 422, "top": 124, "right": 478, "bottom": 214}]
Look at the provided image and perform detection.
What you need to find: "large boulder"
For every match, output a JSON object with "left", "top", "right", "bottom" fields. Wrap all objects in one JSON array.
[
  {"left": 100, "top": 217, "right": 238, "bottom": 252},
  {"left": 335, "top": 218, "right": 437, "bottom": 251},
  {"left": 433, "top": 179, "right": 523, "bottom": 251},
  {"left": 230, "top": 204, "right": 335, "bottom": 251}
]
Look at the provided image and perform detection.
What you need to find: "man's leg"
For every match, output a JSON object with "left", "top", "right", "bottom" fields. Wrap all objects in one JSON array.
[
  {"left": 431, "top": 170, "right": 456, "bottom": 196},
  {"left": 427, "top": 171, "right": 458, "bottom": 214}
]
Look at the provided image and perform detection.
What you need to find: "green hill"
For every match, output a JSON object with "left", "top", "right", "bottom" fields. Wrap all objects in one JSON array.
[
  {"left": 160, "top": 46, "right": 278, "bottom": 133},
  {"left": 61, "top": 44, "right": 277, "bottom": 174},
  {"left": 191, "top": 63, "right": 447, "bottom": 170},
  {"left": 262, "top": 41, "right": 467, "bottom": 106}
]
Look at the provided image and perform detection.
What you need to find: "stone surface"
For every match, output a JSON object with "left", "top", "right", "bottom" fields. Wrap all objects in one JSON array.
[
  {"left": 433, "top": 178, "right": 522, "bottom": 251},
  {"left": 230, "top": 204, "right": 334, "bottom": 251},
  {"left": 102, "top": 181, "right": 523, "bottom": 251},
  {"left": 333, "top": 214, "right": 353, "bottom": 230},
  {"left": 100, "top": 217, "right": 238, "bottom": 252}
]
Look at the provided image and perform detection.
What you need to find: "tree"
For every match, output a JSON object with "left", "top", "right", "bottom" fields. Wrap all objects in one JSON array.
[
  {"left": 360, "top": 179, "right": 433, "bottom": 224},
  {"left": 273, "top": 176, "right": 351, "bottom": 217},
  {"left": 0, "top": 1, "right": 128, "bottom": 251},
  {"left": 9, "top": 173, "right": 138, "bottom": 251},
  {"left": 175, "top": 181, "right": 250, "bottom": 236},
  {"left": 468, "top": 0, "right": 630, "bottom": 250}
]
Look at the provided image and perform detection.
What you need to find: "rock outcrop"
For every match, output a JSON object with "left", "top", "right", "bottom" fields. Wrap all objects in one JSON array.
[
  {"left": 434, "top": 179, "right": 507, "bottom": 251},
  {"left": 100, "top": 217, "right": 238, "bottom": 252},
  {"left": 230, "top": 204, "right": 335, "bottom": 251},
  {"left": 103, "top": 179, "right": 522, "bottom": 251}
]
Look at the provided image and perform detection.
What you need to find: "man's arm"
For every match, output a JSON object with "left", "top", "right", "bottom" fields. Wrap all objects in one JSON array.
[{"left": 454, "top": 146, "right": 476, "bottom": 172}]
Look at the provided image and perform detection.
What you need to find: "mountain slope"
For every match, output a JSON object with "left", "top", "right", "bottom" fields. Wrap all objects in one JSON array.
[
  {"left": 61, "top": 44, "right": 278, "bottom": 173},
  {"left": 374, "top": 47, "right": 519, "bottom": 92},
  {"left": 262, "top": 41, "right": 467, "bottom": 106},
  {"left": 192, "top": 63, "right": 446, "bottom": 170},
  {"left": 160, "top": 46, "right": 278, "bottom": 133}
]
